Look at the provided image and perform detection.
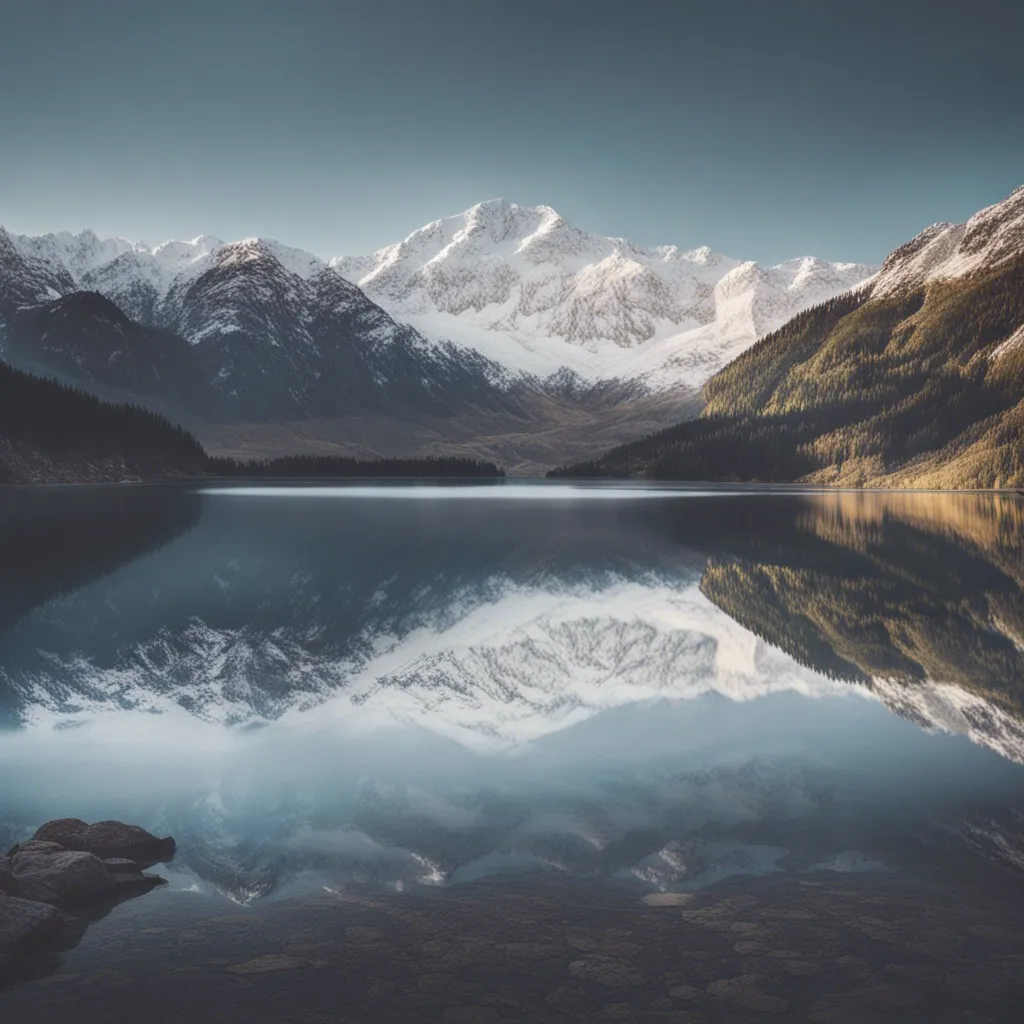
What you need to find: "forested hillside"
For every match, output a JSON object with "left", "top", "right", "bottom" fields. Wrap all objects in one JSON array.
[
  {"left": 0, "top": 361, "right": 505, "bottom": 483},
  {"left": 0, "top": 361, "right": 208, "bottom": 483},
  {"left": 552, "top": 255, "right": 1024, "bottom": 488},
  {"left": 695, "top": 492, "right": 1024, "bottom": 750}
]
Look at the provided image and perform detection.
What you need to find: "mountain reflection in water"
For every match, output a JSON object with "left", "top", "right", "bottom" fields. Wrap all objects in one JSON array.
[{"left": 2, "top": 483, "right": 1024, "bottom": 904}]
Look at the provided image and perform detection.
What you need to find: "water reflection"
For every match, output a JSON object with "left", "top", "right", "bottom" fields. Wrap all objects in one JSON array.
[{"left": 2, "top": 485, "right": 1024, "bottom": 903}]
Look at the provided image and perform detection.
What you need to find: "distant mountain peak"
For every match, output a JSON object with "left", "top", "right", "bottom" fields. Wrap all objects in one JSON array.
[
  {"left": 330, "top": 201, "right": 875, "bottom": 388},
  {"left": 466, "top": 197, "right": 559, "bottom": 223},
  {"left": 211, "top": 237, "right": 327, "bottom": 281},
  {"left": 152, "top": 235, "right": 222, "bottom": 262}
]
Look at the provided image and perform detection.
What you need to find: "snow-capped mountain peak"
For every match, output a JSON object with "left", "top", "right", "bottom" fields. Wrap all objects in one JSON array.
[
  {"left": 213, "top": 237, "right": 328, "bottom": 281},
  {"left": 10, "top": 227, "right": 140, "bottom": 283},
  {"left": 330, "top": 201, "right": 876, "bottom": 388},
  {"left": 151, "top": 234, "right": 222, "bottom": 270},
  {"left": 4, "top": 204, "right": 876, "bottom": 394}
]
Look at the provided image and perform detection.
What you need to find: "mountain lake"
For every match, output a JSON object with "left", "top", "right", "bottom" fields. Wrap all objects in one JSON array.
[{"left": 2, "top": 482, "right": 1024, "bottom": 1022}]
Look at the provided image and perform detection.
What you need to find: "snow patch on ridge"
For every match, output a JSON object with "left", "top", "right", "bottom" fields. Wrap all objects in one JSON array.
[{"left": 873, "top": 676, "right": 1024, "bottom": 764}]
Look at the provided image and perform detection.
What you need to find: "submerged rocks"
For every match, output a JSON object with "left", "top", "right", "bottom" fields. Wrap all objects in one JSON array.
[{"left": 1, "top": 819, "right": 175, "bottom": 976}]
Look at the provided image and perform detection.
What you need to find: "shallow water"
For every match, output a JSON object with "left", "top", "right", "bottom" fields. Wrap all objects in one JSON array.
[{"left": 2, "top": 482, "right": 1024, "bottom": 1020}]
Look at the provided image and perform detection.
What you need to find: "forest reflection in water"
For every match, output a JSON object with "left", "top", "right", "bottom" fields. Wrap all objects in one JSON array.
[
  {"left": 1, "top": 484, "right": 1024, "bottom": 897},
  {"left": 2, "top": 485, "right": 1024, "bottom": 747},
  {"left": 694, "top": 489, "right": 1024, "bottom": 753}
]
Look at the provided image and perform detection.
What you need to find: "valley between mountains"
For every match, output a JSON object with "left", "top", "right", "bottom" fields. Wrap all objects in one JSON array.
[{"left": 4, "top": 187, "right": 1024, "bottom": 486}]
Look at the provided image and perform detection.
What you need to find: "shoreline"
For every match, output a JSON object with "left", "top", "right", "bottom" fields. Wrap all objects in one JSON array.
[{"left": 4, "top": 868, "right": 1023, "bottom": 1021}]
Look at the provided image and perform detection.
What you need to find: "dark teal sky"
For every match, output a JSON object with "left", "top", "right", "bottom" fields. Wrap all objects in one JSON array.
[{"left": 1, "top": 0, "right": 1021, "bottom": 264}]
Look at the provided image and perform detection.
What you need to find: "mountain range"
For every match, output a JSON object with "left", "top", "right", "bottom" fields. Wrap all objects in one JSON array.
[
  {"left": 0, "top": 203, "right": 872, "bottom": 473},
  {"left": 6, "top": 187, "right": 1024, "bottom": 485},
  {"left": 331, "top": 198, "right": 874, "bottom": 389},
  {"left": 557, "top": 185, "right": 1024, "bottom": 487}
]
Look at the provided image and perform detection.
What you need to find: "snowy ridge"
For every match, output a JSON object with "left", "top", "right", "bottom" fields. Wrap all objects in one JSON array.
[
  {"left": 3, "top": 223, "right": 519, "bottom": 423},
  {"left": 14, "top": 573, "right": 1024, "bottom": 759},
  {"left": 872, "top": 184, "right": 1024, "bottom": 297},
  {"left": 13, "top": 187, "right": 1024, "bottom": 389},
  {"left": 11, "top": 228, "right": 140, "bottom": 281},
  {"left": 83, "top": 234, "right": 224, "bottom": 310},
  {"left": 0, "top": 227, "right": 76, "bottom": 310},
  {"left": 6, "top": 229, "right": 334, "bottom": 341},
  {"left": 10, "top": 229, "right": 224, "bottom": 300},
  {"left": 331, "top": 199, "right": 876, "bottom": 388},
  {"left": 4, "top": 207, "right": 875, "bottom": 392},
  {"left": 162, "top": 237, "right": 337, "bottom": 345}
]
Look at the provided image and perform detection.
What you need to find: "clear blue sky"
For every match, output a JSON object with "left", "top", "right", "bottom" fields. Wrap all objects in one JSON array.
[{"left": 1, "top": 0, "right": 1021, "bottom": 265}]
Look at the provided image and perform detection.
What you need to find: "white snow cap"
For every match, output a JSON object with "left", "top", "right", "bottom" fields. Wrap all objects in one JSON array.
[
  {"left": 330, "top": 200, "right": 877, "bottom": 389},
  {"left": 7, "top": 200, "right": 878, "bottom": 390}
]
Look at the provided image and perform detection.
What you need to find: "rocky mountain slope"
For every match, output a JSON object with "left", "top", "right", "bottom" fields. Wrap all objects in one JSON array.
[
  {"left": 5, "top": 291, "right": 203, "bottom": 409},
  {"left": 0, "top": 207, "right": 872, "bottom": 471},
  {"left": 554, "top": 184, "right": 1024, "bottom": 487},
  {"left": 0, "top": 227, "right": 678, "bottom": 471},
  {"left": 1, "top": 231, "right": 521, "bottom": 424},
  {"left": 332, "top": 198, "right": 875, "bottom": 389}
]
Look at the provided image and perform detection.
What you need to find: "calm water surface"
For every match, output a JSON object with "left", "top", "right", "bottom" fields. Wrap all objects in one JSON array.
[{"left": 2, "top": 482, "right": 1024, "bottom": 1021}]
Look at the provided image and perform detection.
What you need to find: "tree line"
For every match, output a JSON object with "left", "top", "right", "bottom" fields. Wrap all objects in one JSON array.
[{"left": 0, "top": 361, "right": 504, "bottom": 481}]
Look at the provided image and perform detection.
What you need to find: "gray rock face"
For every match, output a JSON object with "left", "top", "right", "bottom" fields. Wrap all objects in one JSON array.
[
  {"left": 7, "top": 840, "right": 65, "bottom": 858},
  {"left": 10, "top": 847, "right": 115, "bottom": 905},
  {"left": 31, "top": 819, "right": 88, "bottom": 850},
  {"left": 0, "top": 895, "right": 65, "bottom": 967},
  {"left": 101, "top": 857, "right": 143, "bottom": 874},
  {"left": 0, "top": 855, "right": 25, "bottom": 898},
  {"left": 32, "top": 818, "right": 176, "bottom": 863}
]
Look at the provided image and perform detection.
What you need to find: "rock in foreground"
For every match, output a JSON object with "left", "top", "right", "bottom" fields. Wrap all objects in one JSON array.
[
  {"left": 1, "top": 819, "right": 175, "bottom": 978},
  {"left": 0, "top": 896, "right": 65, "bottom": 973},
  {"left": 31, "top": 819, "right": 176, "bottom": 865},
  {"left": 9, "top": 844, "right": 116, "bottom": 905},
  {"left": 0, "top": 854, "right": 25, "bottom": 898}
]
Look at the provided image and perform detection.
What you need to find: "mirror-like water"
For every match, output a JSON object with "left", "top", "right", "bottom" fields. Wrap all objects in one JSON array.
[{"left": 3, "top": 483, "right": 1024, "bottom": 1020}]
